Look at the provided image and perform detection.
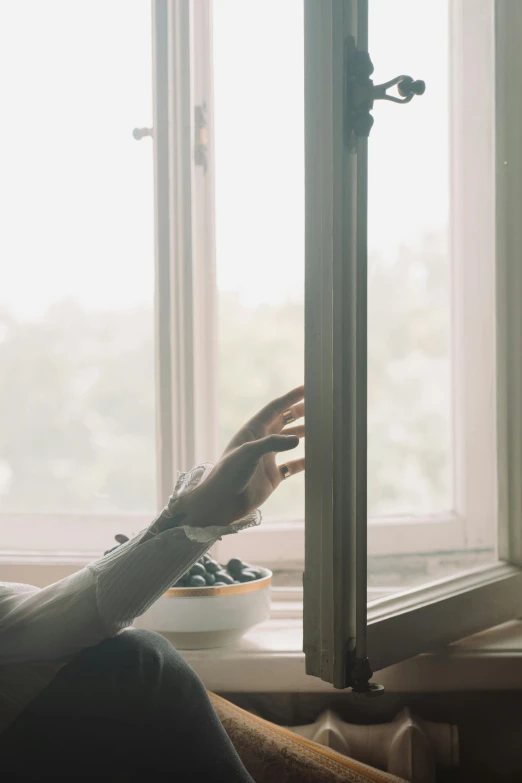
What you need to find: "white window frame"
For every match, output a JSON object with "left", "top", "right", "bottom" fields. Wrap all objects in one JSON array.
[
  {"left": 0, "top": 0, "right": 519, "bottom": 645},
  {"left": 154, "top": 0, "right": 219, "bottom": 509}
]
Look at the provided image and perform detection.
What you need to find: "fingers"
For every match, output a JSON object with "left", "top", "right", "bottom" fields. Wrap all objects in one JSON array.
[
  {"left": 246, "top": 433, "right": 299, "bottom": 460},
  {"left": 281, "top": 424, "right": 305, "bottom": 438},
  {"left": 275, "top": 401, "right": 304, "bottom": 433},
  {"left": 273, "top": 384, "right": 305, "bottom": 412},
  {"left": 278, "top": 457, "right": 305, "bottom": 479},
  {"left": 251, "top": 385, "right": 305, "bottom": 431}
]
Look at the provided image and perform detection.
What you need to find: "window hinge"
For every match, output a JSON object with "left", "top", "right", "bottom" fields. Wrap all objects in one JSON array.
[
  {"left": 345, "top": 37, "right": 425, "bottom": 148},
  {"left": 346, "top": 642, "right": 385, "bottom": 696},
  {"left": 194, "top": 103, "right": 208, "bottom": 174}
]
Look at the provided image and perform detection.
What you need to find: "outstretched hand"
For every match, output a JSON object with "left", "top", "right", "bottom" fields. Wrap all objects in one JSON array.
[{"left": 178, "top": 385, "right": 305, "bottom": 528}]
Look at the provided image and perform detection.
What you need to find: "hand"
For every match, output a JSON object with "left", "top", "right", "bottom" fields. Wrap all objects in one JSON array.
[{"left": 178, "top": 385, "right": 305, "bottom": 528}]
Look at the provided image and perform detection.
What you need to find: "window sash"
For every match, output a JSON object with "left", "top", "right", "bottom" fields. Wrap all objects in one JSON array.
[
  {"left": 303, "top": 0, "right": 522, "bottom": 688},
  {"left": 303, "top": 0, "right": 367, "bottom": 689}
]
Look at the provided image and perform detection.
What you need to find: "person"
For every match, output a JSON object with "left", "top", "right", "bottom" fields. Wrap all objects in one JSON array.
[{"left": 0, "top": 385, "right": 305, "bottom": 781}]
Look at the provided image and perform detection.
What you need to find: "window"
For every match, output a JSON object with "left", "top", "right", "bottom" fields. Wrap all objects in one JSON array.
[
  {"left": 2, "top": 0, "right": 522, "bottom": 690},
  {"left": 0, "top": 0, "right": 156, "bottom": 554}
]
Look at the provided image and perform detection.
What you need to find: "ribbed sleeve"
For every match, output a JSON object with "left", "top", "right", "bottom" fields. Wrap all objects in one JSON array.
[
  {"left": 88, "top": 461, "right": 261, "bottom": 634},
  {"left": 0, "top": 463, "right": 261, "bottom": 664}
]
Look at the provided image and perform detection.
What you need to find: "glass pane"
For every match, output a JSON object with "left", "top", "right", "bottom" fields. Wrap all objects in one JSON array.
[
  {"left": 368, "top": 0, "right": 452, "bottom": 518},
  {"left": 213, "top": 0, "right": 305, "bottom": 526},
  {"left": 367, "top": 0, "right": 495, "bottom": 598},
  {"left": 0, "top": 1, "right": 155, "bottom": 547}
]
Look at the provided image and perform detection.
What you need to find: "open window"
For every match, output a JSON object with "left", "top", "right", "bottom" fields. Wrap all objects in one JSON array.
[
  {"left": 2, "top": 0, "right": 522, "bottom": 690},
  {"left": 153, "top": 0, "right": 522, "bottom": 685},
  {"left": 303, "top": 0, "right": 522, "bottom": 688}
]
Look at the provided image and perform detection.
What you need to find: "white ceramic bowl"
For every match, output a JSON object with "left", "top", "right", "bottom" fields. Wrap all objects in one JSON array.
[{"left": 133, "top": 567, "right": 272, "bottom": 649}]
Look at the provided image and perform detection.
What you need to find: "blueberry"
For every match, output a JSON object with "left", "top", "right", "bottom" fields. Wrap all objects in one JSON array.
[
  {"left": 214, "top": 571, "right": 234, "bottom": 585},
  {"left": 188, "top": 575, "right": 206, "bottom": 587},
  {"left": 213, "top": 581, "right": 227, "bottom": 586},
  {"left": 237, "top": 570, "right": 257, "bottom": 582},
  {"left": 190, "top": 563, "right": 206, "bottom": 578},
  {"left": 205, "top": 572, "right": 216, "bottom": 586},
  {"left": 227, "top": 558, "right": 244, "bottom": 575},
  {"left": 205, "top": 559, "right": 221, "bottom": 574}
]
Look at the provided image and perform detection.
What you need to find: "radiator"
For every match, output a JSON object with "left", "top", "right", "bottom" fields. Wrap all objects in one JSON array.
[{"left": 284, "top": 707, "right": 459, "bottom": 783}]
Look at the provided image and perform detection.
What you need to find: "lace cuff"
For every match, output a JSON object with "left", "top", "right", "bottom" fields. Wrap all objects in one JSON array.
[{"left": 151, "top": 462, "right": 262, "bottom": 542}]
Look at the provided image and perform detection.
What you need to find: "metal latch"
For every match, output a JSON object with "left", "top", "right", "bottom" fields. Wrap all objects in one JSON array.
[
  {"left": 132, "top": 127, "right": 153, "bottom": 141},
  {"left": 194, "top": 103, "right": 208, "bottom": 174},
  {"left": 345, "top": 37, "right": 425, "bottom": 148}
]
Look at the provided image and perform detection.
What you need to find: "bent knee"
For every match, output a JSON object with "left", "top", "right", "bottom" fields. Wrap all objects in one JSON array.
[{"left": 107, "top": 630, "right": 206, "bottom": 696}]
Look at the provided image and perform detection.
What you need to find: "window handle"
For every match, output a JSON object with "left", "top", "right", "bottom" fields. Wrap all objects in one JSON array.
[
  {"left": 345, "top": 39, "right": 425, "bottom": 143},
  {"left": 133, "top": 127, "right": 153, "bottom": 140},
  {"left": 373, "top": 74, "right": 426, "bottom": 104}
]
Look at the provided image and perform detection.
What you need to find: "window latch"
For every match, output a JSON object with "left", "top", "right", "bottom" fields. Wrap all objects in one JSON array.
[
  {"left": 132, "top": 127, "right": 153, "bottom": 140},
  {"left": 345, "top": 37, "right": 425, "bottom": 146},
  {"left": 194, "top": 103, "right": 208, "bottom": 174}
]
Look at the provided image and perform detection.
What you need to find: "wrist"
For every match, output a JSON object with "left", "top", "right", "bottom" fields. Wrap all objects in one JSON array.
[{"left": 174, "top": 486, "right": 216, "bottom": 528}]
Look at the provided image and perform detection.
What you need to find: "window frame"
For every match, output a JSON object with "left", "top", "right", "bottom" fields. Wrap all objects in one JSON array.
[
  {"left": 154, "top": 0, "right": 219, "bottom": 514},
  {"left": 303, "top": 0, "right": 522, "bottom": 688},
  {"left": 0, "top": 0, "right": 518, "bottom": 639}
]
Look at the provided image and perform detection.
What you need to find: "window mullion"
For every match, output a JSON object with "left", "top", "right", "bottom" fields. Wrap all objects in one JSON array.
[
  {"left": 189, "top": 0, "right": 219, "bottom": 469},
  {"left": 153, "top": 0, "right": 218, "bottom": 510},
  {"left": 167, "top": 0, "right": 197, "bottom": 480},
  {"left": 152, "top": 0, "right": 175, "bottom": 508}
]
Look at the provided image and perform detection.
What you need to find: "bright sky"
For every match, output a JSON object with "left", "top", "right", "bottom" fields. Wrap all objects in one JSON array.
[{"left": 0, "top": 0, "right": 448, "bottom": 320}]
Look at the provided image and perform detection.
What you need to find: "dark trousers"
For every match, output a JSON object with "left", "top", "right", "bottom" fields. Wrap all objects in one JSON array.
[{"left": 0, "top": 629, "right": 254, "bottom": 781}]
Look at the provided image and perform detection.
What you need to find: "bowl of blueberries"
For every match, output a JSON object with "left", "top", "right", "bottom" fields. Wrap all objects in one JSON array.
[{"left": 132, "top": 552, "right": 272, "bottom": 649}]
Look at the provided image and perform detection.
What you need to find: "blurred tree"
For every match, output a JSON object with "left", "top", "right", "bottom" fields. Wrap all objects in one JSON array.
[
  {"left": 0, "top": 232, "right": 451, "bottom": 521},
  {"left": 0, "top": 300, "right": 156, "bottom": 513}
]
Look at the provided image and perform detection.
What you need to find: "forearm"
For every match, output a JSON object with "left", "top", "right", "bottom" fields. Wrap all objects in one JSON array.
[
  {"left": 89, "top": 515, "right": 219, "bottom": 635},
  {"left": 0, "top": 464, "right": 261, "bottom": 664},
  {"left": 91, "top": 478, "right": 260, "bottom": 633},
  {"left": 0, "top": 525, "right": 211, "bottom": 665}
]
